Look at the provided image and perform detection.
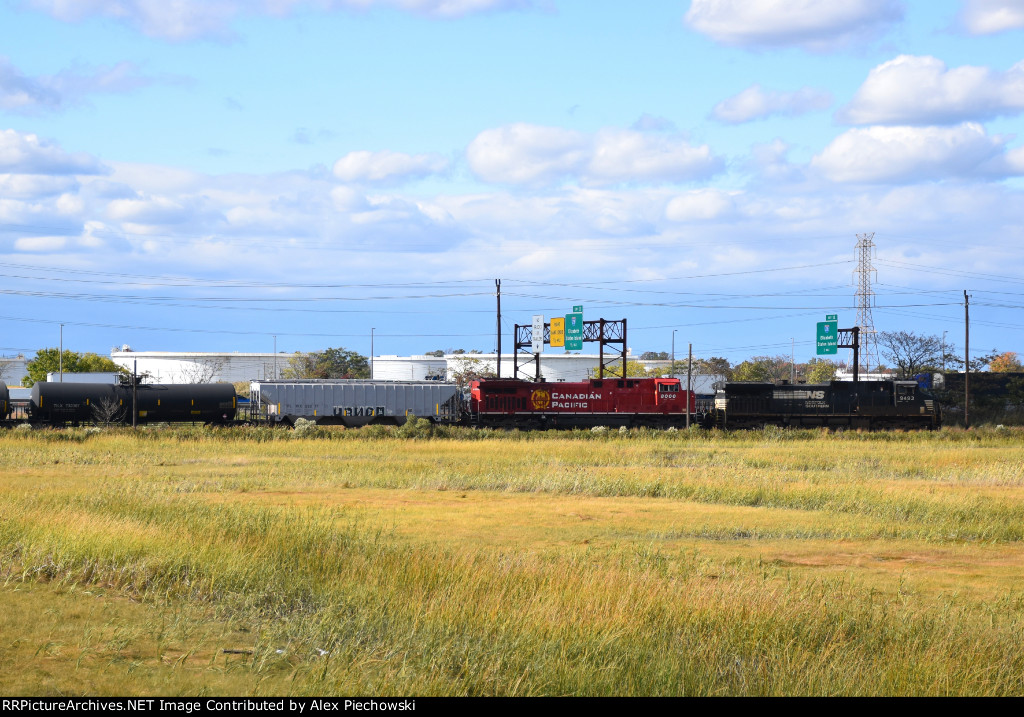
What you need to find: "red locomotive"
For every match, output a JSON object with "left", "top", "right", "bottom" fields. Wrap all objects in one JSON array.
[{"left": 468, "top": 377, "right": 697, "bottom": 429}]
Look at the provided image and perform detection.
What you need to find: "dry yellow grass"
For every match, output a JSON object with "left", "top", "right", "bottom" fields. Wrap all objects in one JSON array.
[{"left": 1, "top": 426, "right": 1023, "bottom": 695}]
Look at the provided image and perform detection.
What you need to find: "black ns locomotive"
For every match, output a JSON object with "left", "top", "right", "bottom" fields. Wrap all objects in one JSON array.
[{"left": 714, "top": 380, "right": 940, "bottom": 430}]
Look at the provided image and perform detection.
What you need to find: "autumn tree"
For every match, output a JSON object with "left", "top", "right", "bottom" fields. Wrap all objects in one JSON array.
[
  {"left": 22, "top": 348, "right": 126, "bottom": 387},
  {"left": 988, "top": 351, "right": 1022, "bottom": 373}
]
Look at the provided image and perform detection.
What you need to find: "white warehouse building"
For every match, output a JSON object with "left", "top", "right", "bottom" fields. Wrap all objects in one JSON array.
[
  {"left": 372, "top": 353, "right": 651, "bottom": 382},
  {"left": 110, "top": 350, "right": 294, "bottom": 384},
  {"left": 106, "top": 350, "right": 718, "bottom": 389}
]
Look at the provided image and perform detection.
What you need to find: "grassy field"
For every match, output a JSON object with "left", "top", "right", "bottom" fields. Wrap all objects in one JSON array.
[{"left": 1, "top": 424, "right": 1023, "bottom": 696}]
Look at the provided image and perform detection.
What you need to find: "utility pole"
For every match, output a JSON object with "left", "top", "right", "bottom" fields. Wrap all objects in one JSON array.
[
  {"left": 273, "top": 335, "right": 277, "bottom": 380},
  {"left": 672, "top": 330, "right": 677, "bottom": 374},
  {"left": 371, "top": 328, "right": 375, "bottom": 379},
  {"left": 495, "top": 279, "right": 502, "bottom": 379},
  {"left": 132, "top": 356, "right": 138, "bottom": 428},
  {"left": 686, "top": 343, "right": 692, "bottom": 429},
  {"left": 59, "top": 323, "right": 64, "bottom": 382},
  {"left": 790, "top": 337, "right": 795, "bottom": 383},
  {"left": 964, "top": 290, "right": 970, "bottom": 429}
]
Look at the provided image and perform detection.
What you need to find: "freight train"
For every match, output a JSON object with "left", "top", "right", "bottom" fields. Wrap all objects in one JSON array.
[{"left": 4, "top": 376, "right": 939, "bottom": 431}]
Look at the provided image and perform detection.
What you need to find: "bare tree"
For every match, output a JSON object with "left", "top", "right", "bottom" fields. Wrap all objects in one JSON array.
[
  {"left": 878, "top": 331, "right": 942, "bottom": 378},
  {"left": 91, "top": 396, "right": 127, "bottom": 425},
  {"left": 180, "top": 358, "right": 226, "bottom": 384}
]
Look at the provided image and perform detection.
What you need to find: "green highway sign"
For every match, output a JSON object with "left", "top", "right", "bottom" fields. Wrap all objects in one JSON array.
[
  {"left": 565, "top": 311, "right": 584, "bottom": 351},
  {"left": 817, "top": 321, "right": 838, "bottom": 355},
  {"left": 573, "top": 305, "right": 583, "bottom": 313},
  {"left": 826, "top": 314, "right": 837, "bottom": 321}
]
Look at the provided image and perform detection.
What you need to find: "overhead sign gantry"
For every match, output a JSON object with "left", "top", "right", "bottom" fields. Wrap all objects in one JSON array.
[{"left": 513, "top": 311, "right": 627, "bottom": 380}]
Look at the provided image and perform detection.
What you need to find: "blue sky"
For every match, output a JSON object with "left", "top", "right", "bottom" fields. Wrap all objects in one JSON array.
[{"left": 1, "top": 0, "right": 1023, "bottom": 369}]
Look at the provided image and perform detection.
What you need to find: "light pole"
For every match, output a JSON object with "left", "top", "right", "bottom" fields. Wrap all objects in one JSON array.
[
  {"left": 942, "top": 330, "right": 947, "bottom": 372},
  {"left": 371, "top": 328, "right": 375, "bottom": 379},
  {"left": 791, "top": 337, "right": 795, "bottom": 383},
  {"left": 672, "top": 330, "right": 677, "bottom": 376}
]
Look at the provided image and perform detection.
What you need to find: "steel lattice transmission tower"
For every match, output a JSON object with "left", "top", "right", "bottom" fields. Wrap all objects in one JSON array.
[{"left": 854, "top": 233, "right": 880, "bottom": 375}]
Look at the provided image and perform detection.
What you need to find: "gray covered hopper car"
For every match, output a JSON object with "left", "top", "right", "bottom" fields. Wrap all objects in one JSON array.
[{"left": 250, "top": 380, "right": 460, "bottom": 426}]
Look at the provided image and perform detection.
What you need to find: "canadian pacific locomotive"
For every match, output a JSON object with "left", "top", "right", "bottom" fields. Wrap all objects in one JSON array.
[
  {"left": 468, "top": 376, "right": 698, "bottom": 429},
  {"left": 713, "top": 380, "right": 940, "bottom": 430}
]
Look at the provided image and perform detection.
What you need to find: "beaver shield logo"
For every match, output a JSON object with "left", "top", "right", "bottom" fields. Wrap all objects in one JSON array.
[{"left": 531, "top": 389, "right": 551, "bottom": 410}]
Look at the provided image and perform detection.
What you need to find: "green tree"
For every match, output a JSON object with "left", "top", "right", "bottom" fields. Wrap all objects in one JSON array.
[
  {"left": 22, "top": 348, "right": 126, "bottom": 387},
  {"left": 940, "top": 347, "right": 1000, "bottom": 373},
  {"left": 589, "top": 360, "right": 649, "bottom": 378},
  {"left": 732, "top": 355, "right": 792, "bottom": 382},
  {"left": 692, "top": 356, "right": 733, "bottom": 379},
  {"left": 803, "top": 358, "right": 839, "bottom": 383},
  {"left": 448, "top": 355, "right": 496, "bottom": 390},
  {"left": 878, "top": 331, "right": 942, "bottom": 378},
  {"left": 282, "top": 347, "right": 369, "bottom": 379},
  {"left": 651, "top": 357, "right": 733, "bottom": 378}
]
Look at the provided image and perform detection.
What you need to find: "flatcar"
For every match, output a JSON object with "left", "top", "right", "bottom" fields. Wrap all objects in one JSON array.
[
  {"left": 28, "top": 381, "right": 237, "bottom": 426},
  {"left": 713, "top": 380, "right": 940, "bottom": 430},
  {"left": 469, "top": 376, "right": 697, "bottom": 429}
]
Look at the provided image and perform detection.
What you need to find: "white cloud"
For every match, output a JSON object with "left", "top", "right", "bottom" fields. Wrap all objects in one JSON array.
[
  {"left": 26, "top": 0, "right": 537, "bottom": 41},
  {"left": 810, "top": 123, "right": 1016, "bottom": 183},
  {"left": 960, "top": 0, "right": 1024, "bottom": 35},
  {"left": 684, "top": 0, "right": 903, "bottom": 50},
  {"left": 665, "top": 189, "right": 737, "bottom": 222},
  {"left": 466, "top": 124, "right": 590, "bottom": 185},
  {"left": 0, "top": 173, "right": 78, "bottom": 199},
  {"left": 588, "top": 129, "right": 723, "bottom": 185},
  {"left": 838, "top": 55, "right": 1024, "bottom": 125},
  {"left": 1, "top": 57, "right": 155, "bottom": 113},
  {"left": 466, "top": 123, "right": 722, "bottom": 187},
  {"left": 332, "top": 150, "right": 449, "bottom": 184},
  {"left": 13, "top": 235, "right": 69, "bottom": 252},
  {"left": 0, "top": 129, "right": 107, "bottom": 175},
  {"left": 713, "top": 84, "right": 833, "bottom": 123}
]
